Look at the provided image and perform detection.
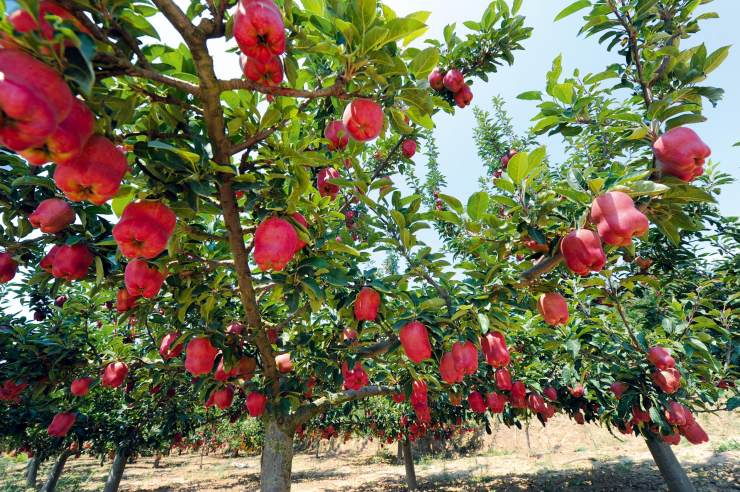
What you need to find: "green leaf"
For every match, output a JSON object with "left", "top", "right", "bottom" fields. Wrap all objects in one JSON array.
[
  {"left": 467, "top": 192, "right": 490, "bottom": 221},
  {"left": 408, "top": 47, "right": 440, "bottom": 79},
  {"left": 494, "top": 177, "right": 516, "bottom": 194},
  {"left": 419, "top": 297, "right": 446, "bottom": 312},
  {"left": 517, "top": 91, "right": 542, "bottom": 100},
  {"left": 554, "top": 1, "right": 591, "bottom": 22},
  {"left": 533, "top": 115, "right": 560, "bottom": 133},
  {"left": 111, "top": 186, "right": 136, "bottom": 217},
  {"left": 478, "top": 313, "right": 490, "bottom": 334},
  {"left": 553, "top": 83, "right": 574, "bottom": 104},
  {"left": 506, "top": 151, "right": 529, "bottom": 184},
  {"left": 94, "top": 256, "right": 104, "bottom": 285},
  {"left": 705, "top": 45, "right": 730, "bottom": 75},
  {"left": 437, "top": 193, "right": 463, "bottom": 214}
]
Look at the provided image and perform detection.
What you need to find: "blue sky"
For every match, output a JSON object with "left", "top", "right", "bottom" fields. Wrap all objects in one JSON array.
[{"left": 386, "top": 0, "right": 739, "bottom": 218}]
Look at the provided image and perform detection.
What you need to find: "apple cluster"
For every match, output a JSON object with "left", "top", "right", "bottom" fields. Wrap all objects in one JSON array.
[
  {"left": 428, "top": 67, "right": 473, "bottom": 108},
  {"left": 235, "top": 0, "right": 286, "bottom": 93}
]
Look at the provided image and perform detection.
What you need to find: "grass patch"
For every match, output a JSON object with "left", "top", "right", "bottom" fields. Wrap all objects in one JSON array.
[{"left": 714, "top": 439, "right": 740, "bottom": 453}]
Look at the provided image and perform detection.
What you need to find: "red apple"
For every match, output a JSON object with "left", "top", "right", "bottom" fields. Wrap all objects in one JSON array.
[
  {"left": 159, "top": 332, "right": 183, "bottom": 360},
  {"left": 653, "top": 367, "right": 681, "bottom": 394},
  {"left": 486, "top": 392, "right": 506, "bottom": 413},
  {"left": 48, "top": 243, "right": 93, "bottom": 281},
  {"left": 590, "top": 191, "right": 649, "bottom": 247},
  {"left": 47, "top": 412, "right": 76, "bottom": 437},
  {"left": 207, "top": 386, "right": 234, "bottom": 410},
  {"left": 569, "top": 383, "right": 585, "bottom": 398},
  {"left": 664, "top": 401, "right": 692, "bottom": 426},
  {"left": 439, "top": 352, "right": 463, "bottom": 384},
  {"left": 234, "top": 0, "right": 285, "bottom": 63},
  {"left": 647, "top": 346, "right": 675, "bottom": 370},
  {"left": 354, "top": 287, "right": 381, "bottom": 321},
  {"left": 317, "top": 167, "right": 340, "bottom": 200},
  {"left": 510, "top": 381, "right": 527, "bottom": 408},
  {"left": 102, "top": 362, "right": 128, "bottom": 388},
  {"left": 28, "top": 198, "right": 75, "bottom": 233},
  {"left": 0, "top": 78, "right": 56, "bottom": 151},
  {"left": 226, "top": 322, "right": 245, "bottom": 335},
  {"left": 184, "top": 337, "right": 219, "bottom": 376},
  {"left": 242, "top": 53, "right": 283, "bottom": 86},
  {"left": 116, "top": 289, "right": 139, "bottom": 313},
  {"left": 543, "top": 387, "right": 558, "bottom": 401},
  {"left": 113, "top": 201, "right": 177, "bottom": 259},
  {"left": 399, "top": 321, "right": 432, "bottom": 363},
  {"left": 653, "top": 127, "right": 711, "bottom": 182},
  {"left": 610, "top": 382, "right": 628, "bottom": 399},
  {"left": 428, "top": 67, "right": 445, "bottom": 91},
  {"left": 410, "top": 380, "right": 427, "bottom": 408},
  {"left": 679, "top": 419, "right": 708, "bottom": 444},
  {"left": 401, "top": 139, "right": 417, "bottom": 158},
  {"left": 124, "top": 260, "right": 165, "bottom": 298},
  {"left": 452, "top": 341, "right": 478, "bottom": 375},
  {"left": 253, "top": 216, "right": 299, "bottom": 271},
  {"left": 560, "top": 229, "right": 606, "bottom": 276},
  {"left": 537, "top": 292, "right": 569, "bottom": 326},
  {"left": 500, "top": 149, "right": 517, "bottom": 168},
  {"left": 246, "top": 391, "right": 267, "bottom": 417},
  {"left": 341, "top": 361, "right": 369, "bottom": 391},
  {"left": 53, "top": 135, "right": 128, "bottom": 205},
  {"left": 443, "top": 69, "right": 464, "bottom": 92},
  {"left": 467, "top": 391, "right": 486, "bottom": 414},
  {"left": 528, "top": 393, "right": 547, "bottom": 414},
  {"left": 0, "top": 252, "right": 18, "bottom": 283},
  {"left": 20, "top": 98, "right": 95, "bottom": 166},
  {"left": 454, "top": 85, "right": 473, "bottom": 108},
  {"left": 275, "top": 352, "right": 292, "bottom": 373},
  {"left": 480, "top": 331, "right": 510, "bottom": 368},
  {"left": 324, "top": 120, "right": 349, "bottom": 151},
  {"left": 0, "top": 380, "right": 27, "bottom": 402},
  {"left": 342, "top": 99, "right": 384, "bottom": 142},
  {"left": 5, "top": 1, "right": 88, "bottom": 51},
  {"left": 495, "top": 368, "right": 512, "bottom": 390},
  {"left": 70, "top": 377, "right": 92, "bottom": 397}
]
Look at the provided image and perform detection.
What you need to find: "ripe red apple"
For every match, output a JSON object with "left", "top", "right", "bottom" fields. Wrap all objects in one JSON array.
[
  {"left": 275, "top": 352, "right": 292, "bottom": 373},
  {"left": 543, "top": 386, "right": 558, "bottom": 401},
  {"left": 679, "top": 419, "right": 708, "bottom": 444},
  {"left": 207, "top": 386, "right": 235, "bottom": 410},
  {"left": 159, "top": 332, "right": 183, "bottom": 360},
  {"left": 610, "top": 382, "right": 627, "bottom": 399},
  {"left": 354, "top": 287, "right": 381, "bottom": 321},
  {"left": 452, "top": 341, "right": 478, "bottom": 375},
  {"left": 324, "top": 120, "right": 349, "bottom": 151},
  {"left": 392, "top": 392, "right": 406, "bottom": 403},
  {"left": 0, "top": 380, "right": 27, "bottom": 402},
  {"left": 341, "top": 361, "right": 369, "bottom": 391},
  {"left": 70, "top": 377, "right": 92, "bottom": 397},
  {"left": 439, "top": 351, "right": 463, "bottom": 384},
  {"left": 399, "top": 321, "right": 432, "bottom": 363},
  {"left": 653, "top": 127, "right": 711, "bottom": 182},
  {"left": 54, "top": 295, "right": 67, "bottom": 307},
  {"left": 560, "top": 229, "right": 606, "bottom": 276},
  {"left": 246, "top": 391, "right": 267, "bottom": 417},
  {"left": 647, "top": 346, "right": 675, "bottom": 370},
  {"left": 20, "top": 98, "right": 95, "bottom": 166},
  {"left": 527, "top": 393, "right": 547, "bottom": 414},
  {"left": 510, "top": 381, "right": 527, "bottom": 408},
  {"left": 569, "top": 383, "right": 585, "bottom": 398},
  {"left": 226, "top": 322, "right": 245, "bottom": 335},
  {"left": 54, "top": 135, "right": 128, "bottom": 205},
  {"left": 102, "top": 362, "right": 128, "bottom": 388},
  {"left": 0, "top": 48, "right": 73, "bottom": 129},
  {"left": 410, "top": 380, "right": 427, "bottom": 408},
  {"left": 480, "top": 331, "right": 510, "bottom": 368},
  {"left": 653, "top": 367, "right": 681, "bottom": 394},
  {"left": 317, "top": 167, "right": 340, "bottom": 200},
  {"left": 113, "top": 201, "right": 177, "bottom": 259},
  {"left": 443, "top": 69, "right": 464, "bottom": 92},
  {"left": 402, "top": 139, "right": 417, "bottom": 158},
  {"left": 495, "top": 368, "right": 512, "bottom": 390},
  {"left": 234, "top": 0, "right": 286, "bottom": 63},
  {"left": 124, "top": 260, "right": 165, "bottom": 298},
  {"left": 467, "top": 391, "right": 486, "bottom": 414},
  {"left": 664, "top": 401, "right": 692, "bottom": 426},
  {"left": 454, "top": 85, "right": 473, "bottom": 108},
  {"left": 486, "top": 392, "right": 506, "bottom": 413},
  {"left": 241, "top": 53, "right": 283, "bottom": 86},
  {"left": 537, "top": 292, "right": 569, "bottom": 326},
  {"left": 5, "top": 1, "right": 88, "bottom": 52},
  {"left": 0, "top": 78, "right": 56, "bottom": 151},
  {"left": 48, "top": 243, "right": 93, "bottom": 281},
  {"left": 214, "top": 358, "right": 239, "bottom": 381},
  {"left": 590, "top": 191, "right": 649, "bottom": 247},
  {"left": 342, "top": 99, "right": 384, "bottom": 142},
  {"left": 47, "top": 412, "right": 76, "bottom": 437},
  {"left": 500, "top": 149, "right": 517, "bottom": 168},
  {"left": 0, "top": 252, "right": 18, "bottom": 283},
  {"left": 253, "top": 216, "right": 299, "bottom": 271},
  {"left": 116, "top": 289, "right": 139, "bottom": 313},
  {"left": 661, "top": 431, "right": 681, "bottom": 446},
  {"left": 428, "top": 67, "right": 445, "bottom": 91},
  {"left": 28, "top": 198, "right": 74, "bottom": 233},
  {"left": 184, "top": 337, "right": 218, "bottom": 375}
]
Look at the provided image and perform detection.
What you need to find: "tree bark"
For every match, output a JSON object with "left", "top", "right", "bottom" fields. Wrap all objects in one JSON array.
[
  {"left": 103, "top": 447, "right": 128, "bottom": 492},
  {"left": 396, "top": 440, "right": 403, "bottom": 465},
  {"left": 645, "top": 437, "right": 696, "bottom": 492},
  {"left": 260, "top": 418, "right": 294, "bottom": 492},
  {"left": 402, "top": 437, "right": 417, "bottom": 491},
  {"left": 40, "top": 451, "right": 70, "bottom": 492},
  {"left": 25, "top": 456, "right": 40, "bottom": 488}
]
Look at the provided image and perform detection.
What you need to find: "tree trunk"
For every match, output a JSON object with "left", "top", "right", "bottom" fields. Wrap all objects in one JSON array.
[
  {"left": 402, "top": 437, "right": 417, "bottom": 491},
  {"left": 40, "top": 451, "right": 70, "bottom": 492},
  {"left": 396, "top": 440, "right": 403, "bottom": 465},
  {"left": 260, "top": 418, "right": 294, "bottom": 492},
  {"left": 103, "top": 447, "right": 128, "bottom": 492},
  {"left": 153, "top": 453, "right": 161, "bottom": 468},
  {"left": 25, "top": 456, "right": 40, "bottom": 488},
  {"left": 645, "top": 437, "right": 696, "bottom": 492}
]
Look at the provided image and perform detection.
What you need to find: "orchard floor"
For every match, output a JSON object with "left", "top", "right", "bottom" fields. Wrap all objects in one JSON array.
[{"left": 2, "top": 412, "right": 739, "bottom": 491}]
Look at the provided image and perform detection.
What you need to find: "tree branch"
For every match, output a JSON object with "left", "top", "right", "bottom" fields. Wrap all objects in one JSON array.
[
  {"left": 356, "top": 337, "right": 399, "bottom": 360},
  {"left": 519, "top": 252, "right": 564, "bottom": 284},
  {"left": 293, "top": 385, "right": 397, "bottom": 426},
  {"left": 219, "top": 78, "right": 348, "bottom": 99}
]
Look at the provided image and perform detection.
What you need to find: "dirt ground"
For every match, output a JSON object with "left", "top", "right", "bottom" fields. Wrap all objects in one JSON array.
[{"left": 2, "top": 412, "right": 738, "bottom": 491}]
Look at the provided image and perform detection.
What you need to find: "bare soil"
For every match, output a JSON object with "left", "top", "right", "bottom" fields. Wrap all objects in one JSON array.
[{"left": 2, "top": 412, "right": 738, "bottom": 491}]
